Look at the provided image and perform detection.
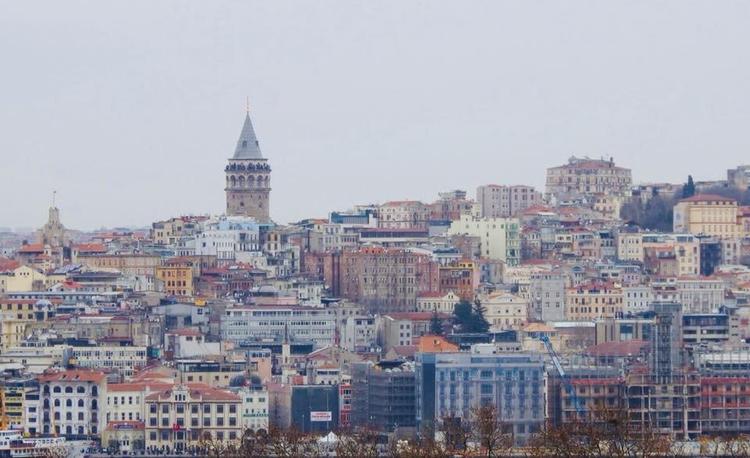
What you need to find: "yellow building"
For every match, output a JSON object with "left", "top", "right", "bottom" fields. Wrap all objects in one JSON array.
[
  {"left": 643, "top": 234, "right": 701, "bottom": 277},
  {"left": 0, "top": 298, "right": 54, "bottom": 349},
  {"left": 155, "top": 258, "right": 195, "bottom": 297},
  {"left": 673, "top": 194, "right": 740, "bottom": 239},
  {"left": 1, "top": 265, "right": 49, "bottom": 292},
  {"left": 566, "top": 282, "right": 623, "bottom": 321},
  {"left": 0, "top": 378, "right": 36, "bottom": 429}
]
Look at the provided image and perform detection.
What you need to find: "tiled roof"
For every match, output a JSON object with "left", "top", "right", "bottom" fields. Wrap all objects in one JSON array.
[
  {"left": 584, "top": 340, "right": 648, "bottom": 357},
  {"left": 38, "top": 369, "right": 106, "bottom": 383},
  {"left": 18, "top": 243, "right": 44, "bottom": 253},
  {"left": 165, "top": 327, "right": 202, "bottom": 337},
  {"left": 145, "top": 383, "right": 240, "bottom": 402},
  {"left": 417, "top": 335, "right": 459, "bottom": 353},
  {"left": 74, "top": 243, "right": 107, "bottom": 252},
  {"left": 680, "top": 194, "right": 737, "bottom": 203}
]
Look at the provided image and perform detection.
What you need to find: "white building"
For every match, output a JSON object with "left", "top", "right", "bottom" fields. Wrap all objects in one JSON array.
[
  {"left": 622, "top": 286, "right": 654, "bottom": 313},
  {"left": 71, "top": 346, "right": 147, "bottom": 379},
  {"left": 447, "top": 214, "right": 520, "bottom": 266},
  {"left": 220, "top": 306, "right": 336, "bottom": 348},
  {"left": 676, "top": 277, "right": 725, "bottom": 313},
  {"left": 482, "top": 292, "right": 528, "bottom": 331},
  {"left": 236, "top": 387, "right": 269, "bottom": 432},
  {"left": 528, "top": 272, "right": 566, "bottom": 322},
  {"left": 194, "top": 216, "right": 261, "bottom": 262},
  {"left": 340, "top": 315, "right": 377, "bottom": 353},
  {"left": 37, "top": 369, "right": 107, "bottom": 438},
  {"left": 416, "top": 291, "right": 460, "bottom": 314}
]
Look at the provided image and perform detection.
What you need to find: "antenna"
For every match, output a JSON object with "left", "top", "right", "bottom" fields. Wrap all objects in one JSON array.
[{"left": 52, "top": 190, "right": 57, "bottom": 207}]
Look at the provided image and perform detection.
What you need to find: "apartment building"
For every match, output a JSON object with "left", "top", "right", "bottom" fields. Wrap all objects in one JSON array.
[
  {"left": 221, "top": 305, "right": 336, "bottom": 348},
  {"left": 476, "top": 184, "right": 542, "bottom": 218},
  {"left": 447, "top": 214, "right": 521, "bottom": 266},
  {"left": 36, "top": 369, "right": 107, "bottom": 438},
  {"left": 674, "top": 194, "right": 740, "bottom": 239},
  {"left": 565, "top": 282, "right": 624, "bottom": 321}
]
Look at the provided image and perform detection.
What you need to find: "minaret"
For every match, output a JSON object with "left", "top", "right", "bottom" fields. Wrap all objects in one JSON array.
[{"left": 225, "top": 107, "right": 271, "bottom": 222}]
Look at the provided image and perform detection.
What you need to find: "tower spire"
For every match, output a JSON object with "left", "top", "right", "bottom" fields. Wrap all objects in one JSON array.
[{"left": 232, "top": 109, "right": 263, "bottom": 160}]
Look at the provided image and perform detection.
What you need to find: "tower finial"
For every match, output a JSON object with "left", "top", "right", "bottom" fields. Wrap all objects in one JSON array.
[
  {"left": 52, "top": 190, "right": 57, "bottom": 208},
  {"left": 246, "top": 96, "right": 250, "bottom": 115}
]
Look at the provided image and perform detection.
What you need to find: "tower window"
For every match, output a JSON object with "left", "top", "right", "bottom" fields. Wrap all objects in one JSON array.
[{"left": 242, "top": 140, "right": 247, "bottom": 148}]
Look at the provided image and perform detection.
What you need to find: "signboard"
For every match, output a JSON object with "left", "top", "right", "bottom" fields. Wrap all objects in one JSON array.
[{"left": 310, "top": 411, "right": 332, "bottom": 422}]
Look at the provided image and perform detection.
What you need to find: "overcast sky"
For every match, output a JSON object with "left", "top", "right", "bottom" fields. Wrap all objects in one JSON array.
[{"left": 1, "top": 1, "right": 749, "bottom": 230}]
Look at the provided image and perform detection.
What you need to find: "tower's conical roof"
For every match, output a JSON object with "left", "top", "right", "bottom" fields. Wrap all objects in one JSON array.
[{"left": 232, "top": 113, "right": 263, "bottom": 159}]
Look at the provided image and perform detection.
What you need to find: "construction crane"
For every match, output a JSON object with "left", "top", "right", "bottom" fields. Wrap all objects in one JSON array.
[{"left": 539, "top": 335, "right": 585, "bottom": 416}]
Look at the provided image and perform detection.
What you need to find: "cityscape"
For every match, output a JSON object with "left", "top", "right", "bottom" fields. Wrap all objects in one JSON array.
[{"left": 3, "top": 2, "right": 750, "bottom": 458}]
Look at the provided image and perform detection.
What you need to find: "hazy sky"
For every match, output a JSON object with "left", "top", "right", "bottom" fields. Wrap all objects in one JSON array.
[{"left": 2, "top": 1, "right": 750, "bottom": 230}]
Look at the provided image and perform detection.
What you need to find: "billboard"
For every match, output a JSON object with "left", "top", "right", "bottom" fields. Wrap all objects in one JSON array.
[{"left": 310, "top": 411, "right": 332, "bottom": 422}]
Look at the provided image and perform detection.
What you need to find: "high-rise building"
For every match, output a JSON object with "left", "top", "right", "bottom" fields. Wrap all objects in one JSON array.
[{"left": 225, "top": 111, "right": 271, "bottom": 222}]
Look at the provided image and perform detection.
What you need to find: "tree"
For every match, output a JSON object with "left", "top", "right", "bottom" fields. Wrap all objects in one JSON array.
[
  {"left": 268, "top": 426, "right": 319, "bottom": 458},
  {"left": 429, "top": 309, "right": 444, "bottom": 335},
  {"left": 527, "top": 406, "right": 673, "bottom": 458},
  {"left": 453, "top": 300, "right": 490, "bottom": 333},
  {"left": 439, "top": 412, "right": 471, "bottom": 455},
  {"left": 453, "top": 300, "right": 473, "bottom": 331},
  {"left": 388, "top": 422, "right": 450, "bottom": 458},
  {"left": 335, "top": 428, "right": 380, "bottom": 458},
  {"left": 470, "top": 404, "right": 513, "bottom": 458},
  {"left": 682, "top": 175, "right": 696, "bottom": 198},
  {"left": 619, "top": 195, "right": 676, "bottom": 232},
  {"left": 471, "top": 299, "right": 490, "bottom": 333}
]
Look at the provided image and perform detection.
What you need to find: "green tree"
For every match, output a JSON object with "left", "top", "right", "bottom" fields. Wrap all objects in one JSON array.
[
  {"left": 429, "top": 309, "right": 443, "bottom": 335},
  {"left": 682, "top": 175, "right": 696, "bottom": 198},
  {"left": 453, "top": 300, "right": 473, "bottom": 331},
  {"left": 471, "top": 299, "right": 490, "bottom": 333}
]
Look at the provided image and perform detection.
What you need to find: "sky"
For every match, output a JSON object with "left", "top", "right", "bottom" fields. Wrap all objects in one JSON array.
[{"left": 1, "top": 1, "right": 750, "bottom": 230}]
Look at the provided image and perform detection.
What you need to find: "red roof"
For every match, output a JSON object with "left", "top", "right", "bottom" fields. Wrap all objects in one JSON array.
[
  {"left": 18, "top": 243, "right": 44, "bottom": 253},
  {"left": 38, "top": 369, "right": 106, "bottom": 383},
  {"left": 680, "top": 194, "right": 737, "bottom": 203},
  {"left": 108, "top": 382, "right": 173, "bottom": 392},
  {"left": 584, "top": 340, "right": 648, "bottom": 357},
  {"left": 74, "top": 243, "right": 107, "bottom": 253},
  {"left": 145, "top": 383, "right": 240, "bottom": 402},
  {"left": 165, "top": 327, "right": 202, "bottom": 337},
  {"left": 0, "top": 257, "right": 20, "bottom": 272}
]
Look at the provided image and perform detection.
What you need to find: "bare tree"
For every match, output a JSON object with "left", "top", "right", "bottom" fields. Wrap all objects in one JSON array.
[
  {"left": 439, "top": 412, "right": 471, "bottom": 456},
  {"left": 335, "top": 428, "right": 380, "bottom": 458},
  {"left": 470, "top": 404, "right": 513, "bottom": 458},
  {"left": 268, "top": 425, "right": 320, "bottom": 458},
  {"left": 527, "top": 406, "right": 672, "bottom": 458}
]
